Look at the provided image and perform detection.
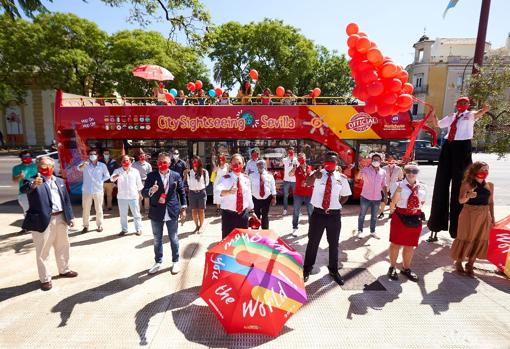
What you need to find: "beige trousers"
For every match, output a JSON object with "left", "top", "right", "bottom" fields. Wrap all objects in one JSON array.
[
  {"left": 31, "top": 214, "right": 71, "bottom": 283},
  {"left": 103, "top": 182, "right": 115, "bottom": 209},
  {"left": 82, "top": 192, "right": 104, "bottom": 228}
]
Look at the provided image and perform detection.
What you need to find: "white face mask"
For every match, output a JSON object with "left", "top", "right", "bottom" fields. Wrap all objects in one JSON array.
[
  {"left": 89, "top": 155, "right": 97, "bottom": 161},
  {"left": 103, "top": 155, "right": 110, "bottom": 160},
  {"left": 173, "top": 154, "right": 179, "bottom": 160},
  {"left": 372, "top": 161, "right": 381, "bottom": 168}
]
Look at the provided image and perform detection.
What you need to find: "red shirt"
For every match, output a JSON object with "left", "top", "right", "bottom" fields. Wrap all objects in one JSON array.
[{"left": 294, "top": 165, "right": 313, "bottom": 197}]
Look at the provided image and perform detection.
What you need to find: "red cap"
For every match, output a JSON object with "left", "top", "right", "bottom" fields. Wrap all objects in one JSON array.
[{"left": 456, "top": 96, "right": 470, "bottom": 104}]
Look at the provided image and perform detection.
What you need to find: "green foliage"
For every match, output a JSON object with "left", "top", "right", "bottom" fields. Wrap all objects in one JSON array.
[
  {"left": 467, "top": 56, "right": 510, "bottom": 156},
  {"left": 206, "top": 19, "right": 353, "bottom": 96}
]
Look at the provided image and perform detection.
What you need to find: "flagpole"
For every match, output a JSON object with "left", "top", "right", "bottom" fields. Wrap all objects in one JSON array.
[{"left": 472, "top": 0, "right": 491, "bottom": 75}]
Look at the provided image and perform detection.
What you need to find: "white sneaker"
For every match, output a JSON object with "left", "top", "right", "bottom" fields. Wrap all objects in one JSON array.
[
  {"left": 355, "top": 230, "right": 363, "bottom": 239},
  {"left": 282, "top": 209, "right": 288, "bottom": 216},
  {"left": 172, "top": 261, "right": 181, "bottom": 274},
  {"left": 371, "top": 232, "right": 381, "bottom": 240},
  {"left": 291, "top": 228, "right": 299, "bottom": 237},
  {"left": 148, "top": 263, "right": 161, "bottom": 274}
]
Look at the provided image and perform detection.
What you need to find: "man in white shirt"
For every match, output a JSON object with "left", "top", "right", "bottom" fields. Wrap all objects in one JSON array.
[
  {"left": 249, "top": 159, "right": 277, "bottom": 229},
  {"left": 214, "top": 154, "right": 258, "bottom": 239},
  {"left": 111, "top": 155, "right": 143, "bottom": 236},
  {"left": 132, "top": 150, "right": 153, "bottom": 213},
  {"left": 245, "top": 148, "right": 260, "bottom": 175},
  {"left": 427, "top": 97, "right": 489, "bottom": 241},
  {"left": 282, "top": 147, "right": 298, "bottom": 215},
  {"left": 303, "top": 151, "right": 352, "bottom": 286},
  {"left": 78, "top": 149, "right": 110, "bottom": 233}
]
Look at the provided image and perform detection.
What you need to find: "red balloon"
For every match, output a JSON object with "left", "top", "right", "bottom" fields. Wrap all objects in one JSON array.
[
  {"left": 385, "top": 78, "right": 403, "bottom": 93},
  {"left": 367, "top": 80, "right": 384, "bottom": 97},
  {"left": 358, "top": 32, "right": 368, "bottom": 37},
  {"left": 381, "top": 92, "right": 398, "bottom": 105},
  {"left": 396, "top": 94, "right": 413, "bottom": 109},
  {"left": 276, "top": 86, "right": 285, "bottom": 97},
  {"left": 402, "top": 83, "right": 414, "bottom": 95},
  {"left": 346, "top": 22, "right": 359, "bottom": 36},
  {"left": 357, "top": 60, "right": 373, "bottom": 73},
  {"left": 195, "top": 80, "right": 203, "bottom": 90},
  {"left": 358, "top": 86, "right": 369, "bottom": 101},
  {"left": 347, "top": 34, "right": 360, "bottom": 49},
  {"left": 249, "top": 69, "right": 259, "bottom": 81},
  {"left": 360, "top": 70, "right": 378, "bottom": 84},
  {"left": 378, "top": 103, "right": 393, "bottom": 116},
  {"left": 164, "top": 92, "right": 174, "bottom": 102},
  {"left": 364, "top": 103, "right": 378, "bottom": 114},
  {"left": 366, "top": 48, "right": 383, "bottom": 66},
  {"left": 396, "top": 70, "right": 409, "bottom": 84},
  {"left": 391, "top": 105, "right": 400, "bottom": 115},
  {"left": 398, "top": 104, "right": 411, "bottom": 113},
  {"left": 380, "top": 63, "right": 398, "bottom": 79},
  {"left": 356, "top": 37, "right": 371, "bottom": 53},
  {"left": 215, "top": 87, "right": 223, "bottom": 97},
  {"left": 187, "top": 82, "right": 196, "bottom": 91},
  {"left": 348, "top": 48, "right": 357, "bottom": 58},
  {"left": 313, "top": 87, "right": 321, "bottom": 98}
]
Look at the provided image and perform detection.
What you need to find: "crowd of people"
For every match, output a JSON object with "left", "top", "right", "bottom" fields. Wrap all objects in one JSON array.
[{"left": 13, "top": 97, "right": 496, "bottom": 290}]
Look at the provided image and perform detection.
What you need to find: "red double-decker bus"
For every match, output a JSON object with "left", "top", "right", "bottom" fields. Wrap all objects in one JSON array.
[{"left": 54, "top": 90, "right": 434, "bottom": 199}]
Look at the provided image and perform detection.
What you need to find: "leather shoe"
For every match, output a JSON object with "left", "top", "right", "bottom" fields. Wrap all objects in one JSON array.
[
  {"left": 303, "top": 271, "right": 310, "bottom": 282},
  {"left": 81, "top": 227, "right": 88, "bottom": 234},
  {"left": 59, "top": 271, "right": 78, "bottom": 278},
  {"left": 41, "top": 281, "right": 52, "bottom": 291},
  {"left": 329, "top": 271, "right": 345, "bottom": 286},
  {"left": 119, "top": 231, "right": 127, "bottom": 236}
]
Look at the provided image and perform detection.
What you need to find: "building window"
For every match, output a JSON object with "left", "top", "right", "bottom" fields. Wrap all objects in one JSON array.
[
  {"left": 412, "top": 103, "right": 419, "bottom": 116},
  {"left": 414, "top": 75, "right": 423, "bottom": 88},
  {"left": 418, "top": 49, "right": 424, "bottom": 62}
]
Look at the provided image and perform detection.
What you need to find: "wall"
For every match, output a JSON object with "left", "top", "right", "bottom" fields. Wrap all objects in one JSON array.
[{"left": 426, "top": 65, "right": 448, "bottom": 119}]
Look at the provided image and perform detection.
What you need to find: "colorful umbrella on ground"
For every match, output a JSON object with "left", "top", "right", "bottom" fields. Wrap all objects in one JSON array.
[
  {"left": 131, "top": 64, "right": 174, "bottom": 81},
  {"left": 200, "top": 229, "right": 307, "bottom": 336},
  {"left": 487, "top": 215, "right": 510, "bottom": 278}
]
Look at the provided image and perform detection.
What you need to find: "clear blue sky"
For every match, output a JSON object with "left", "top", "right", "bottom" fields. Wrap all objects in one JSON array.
[{"left": 45, "top": 0, "right": 509, "bottom": 72}]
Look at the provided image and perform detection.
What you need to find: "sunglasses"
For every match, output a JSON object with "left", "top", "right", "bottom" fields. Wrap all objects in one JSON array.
[
  {"left": 405, "top": 169, "right": 419, "bottom": 175},
  {"left": 39, "top": 164, "right": 53, "bottom": 169}
]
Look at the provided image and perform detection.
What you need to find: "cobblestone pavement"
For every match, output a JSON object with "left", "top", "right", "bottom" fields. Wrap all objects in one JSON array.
[{"left": 1, "top": 203, "right": 509, "bottom": 348}]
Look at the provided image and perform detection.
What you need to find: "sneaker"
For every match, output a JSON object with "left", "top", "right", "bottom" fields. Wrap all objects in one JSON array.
[
  {"left": 97, "top": 226, "right": 103, "bottom": 232},
  {"left": 371, "top": 232, "right": 381, "bottom": 240},
  {"left": 291, "top": 228, "right": 299, "bottom": 237},
  {"left": 172, "top": 261, "right": 181, "bottom": 274},
  {"left": 118, "top": 231, "right": 127, "bottom": 236},
  {"left": 282, "top": 209, "right": 288, "bottom": 216},
  {"left": 388, "top": 267, "right": 399, "bottom": 281},
  {"left": 401, "top": 268, "right": 419, "bottom": 282},
  {"left": 355, "top": 230, "right": 363, "bottom": 239},
  {"left": 378, "top": 212, "right": 384, "bottom": 219},
  {"left": 148, "top": 263, "right": 161, "bottom": 274},
  {"left": 135, "top": 231, "right": 142, "bottom": 236}
]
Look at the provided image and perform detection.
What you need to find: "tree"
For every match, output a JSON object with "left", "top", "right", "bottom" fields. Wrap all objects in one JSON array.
[
  {"left": 1, "top": 0, "right": 210, "bottom": 44},
  {"left": 466, "top": 56, "right": 510, "bottom": 156},
  {"left": 107, "top": 29, "right": 210, "bottom": 97},
  {"left": 206, "top": 19, "right": 353, "bottom": 97}
]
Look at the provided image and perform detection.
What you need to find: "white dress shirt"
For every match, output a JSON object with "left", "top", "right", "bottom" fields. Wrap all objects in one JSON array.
[
  {"left": 283, "top": 157, "right": 298, "bottom": 182},
  {"left": 112, "top": 167, "right": 143, "bottom": 200},
  {"left": 438, "top": 111, "right": 475, "bottom": 140},
  {"left": 46, "top": 176, "right": 63, "bottom": 212},
  {"left": 249, "top": 170, "right": 277, "bottom": 200},
  {"left": 310, "top": 169, "right": 352, "bottom": 210},
  {"left": 159, "top": 171, "right": 172, "bottom": 221},
  {"left": 79, "top": 161, "right": 110, "bottom": 194},
  {"left": 214, "top": 172, "right": 254, "bottom": 212},
  {"left": 245, "top": 159, "right": 258, "bottom": 175},
  {"left": 382, "top": 165, "right": 403, "bottom": 196},
  {"left": 187, "top": 169, "right": 209, "bottom": 191},
  {"left": 396, "top": 179, "right": 427, "bottom": 209},
  {"left": 132, "top": 161, "right": 152, "bottom": 181}
]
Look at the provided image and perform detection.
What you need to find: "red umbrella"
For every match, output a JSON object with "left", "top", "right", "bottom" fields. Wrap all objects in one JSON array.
[
  {"left": 131, "top": 64, "right": 174, "bottom": 81},
  {"left": 487, "top": 214, "right": 510, "bottom": 278},
  {"left": 200, "top": 228, "right": 307, "bottom": 336}
]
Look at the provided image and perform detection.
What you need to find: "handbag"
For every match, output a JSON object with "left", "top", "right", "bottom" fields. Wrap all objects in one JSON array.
[{"left": 396, "top": 211, "right": 422, "bottom": 228}]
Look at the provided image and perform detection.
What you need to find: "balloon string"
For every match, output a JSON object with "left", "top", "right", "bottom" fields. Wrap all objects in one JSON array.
[{"left": 402, "top": 97, "right": 437, "bottom": 162}]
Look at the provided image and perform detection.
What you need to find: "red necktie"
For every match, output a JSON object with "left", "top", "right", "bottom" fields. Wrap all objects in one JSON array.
[
  {"left": 407, "top": 184, "right": 420, "bottom": 210},
  {"left": 259, "top": 173, "right": 265, "bottom": 197},
  {"left": 322, "top": 173, "right": 332, "bottom": 210},
  {"left": 236, "top": 176, "right": 243, "bottom": 214},
  {"left": 447, "top": 112, "right": 461, "bottom": 142}
]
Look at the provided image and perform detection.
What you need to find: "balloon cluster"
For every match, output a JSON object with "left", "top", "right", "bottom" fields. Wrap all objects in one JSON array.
[
  {"left": 183, "top": 80, "right": 224, "bottom": 98},
  {"left": 346, "top": 23, "right": 414, "bottom": 116}
]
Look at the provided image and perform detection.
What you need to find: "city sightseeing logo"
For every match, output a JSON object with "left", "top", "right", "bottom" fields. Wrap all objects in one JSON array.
[{"left": 346, "top": 112, "right": 378, "bottom": 133}]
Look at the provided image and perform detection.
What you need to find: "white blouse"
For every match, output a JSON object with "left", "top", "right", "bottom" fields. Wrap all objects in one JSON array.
[
  {"left": 187, "top": 169, "right": 209, "bottom": 191},
  {"left": 396, "top": 179, "right": 427, "bottom": 209}
]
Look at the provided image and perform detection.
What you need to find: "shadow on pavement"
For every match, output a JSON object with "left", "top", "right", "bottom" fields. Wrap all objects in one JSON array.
[
  {"left": 51, "top": 269, "right": 168, "bottom": 327},
  {"left": 0, "top": 280, "right": 41, "bottom": 302}
]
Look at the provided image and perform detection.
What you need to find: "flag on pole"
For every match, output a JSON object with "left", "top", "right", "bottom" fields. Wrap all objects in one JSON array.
[{"left": 443, "top": 0, "right": 460, "bottom": 18}]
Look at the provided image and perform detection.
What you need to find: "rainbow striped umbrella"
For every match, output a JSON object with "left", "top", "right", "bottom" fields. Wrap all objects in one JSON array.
[{"left": 200, "top": 229, "right": 307, "bottom": 337}]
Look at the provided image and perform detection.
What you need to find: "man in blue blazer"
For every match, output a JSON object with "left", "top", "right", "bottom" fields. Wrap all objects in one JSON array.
[
  {"left": 142, "top": 152, "right": 187, "bottom": 275},
  {"left": 21, "top": 156, "right": 78, "bottom": 291}
]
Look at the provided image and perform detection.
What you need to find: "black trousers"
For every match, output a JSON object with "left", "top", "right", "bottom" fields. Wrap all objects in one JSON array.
[
  {"left": 427, "top": 140, "right": 472, "bottom": 238},
  {"left": 303, "top": 208, "right": 341, "bottom": 274},
  {"left": 221, "top": 209, "right": 249, "bottom": 239},
  {"left": 253, "top": 196, "right": 272, "bottom": 229}
]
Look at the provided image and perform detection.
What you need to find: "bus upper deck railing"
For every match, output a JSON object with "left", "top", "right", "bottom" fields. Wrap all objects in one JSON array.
[{"left": 60, "top": 95, "right": 358, "bottom": 107}]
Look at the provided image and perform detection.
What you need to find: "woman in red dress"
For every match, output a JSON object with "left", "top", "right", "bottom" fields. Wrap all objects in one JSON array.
[{"left": 388, "top": 162, "right": 427, "bottom": 282}]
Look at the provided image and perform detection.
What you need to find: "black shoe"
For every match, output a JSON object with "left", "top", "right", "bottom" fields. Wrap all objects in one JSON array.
[
  {"left": 329, "top": 270, "right": 345, "bottom": 286},
  {"left": 81, "top": 227, "right": 88, "bottom": 234},
  {"left": 119, "top": 231, "right": 127, "bottom": 236},
  {"left": 378, "top": 212, "right": 384, "bottom": 219},
  {"left": 303, "top": 271, "right": 310, "bottom": 282},
  {"left": 426, "top": 235, "right": 438, "bottom": 243},
  {"left": 388, "top": 267, "right": 399, "bottom": 281},
  {"left": 401, "top": 268, "right": 419, "bottom": 282}
]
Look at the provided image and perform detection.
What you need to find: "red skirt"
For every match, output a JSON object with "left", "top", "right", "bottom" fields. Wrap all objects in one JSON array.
[{"left": 389, "top": 209, "right": 423, "bottom": 247}]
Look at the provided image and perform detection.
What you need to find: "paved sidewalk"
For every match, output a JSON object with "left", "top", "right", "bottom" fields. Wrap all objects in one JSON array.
[{"left": 0, "top": 204, "right": 509, "bottom": 348}]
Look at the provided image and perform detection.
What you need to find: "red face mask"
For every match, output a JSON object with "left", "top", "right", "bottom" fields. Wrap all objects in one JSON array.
[
  {"left": 192, "top": 160, "right": 199, "bottom": 169},
  {"left": 323, "top": 161, "right": 337, "bottom": 172},
  {"left": 39, "top": 167, "right": 54, "bottom": 177},
  {"left": 21, "top": 157, "right": 33, "bottom": 164},
  {"left": 251, "top": 153, "right": 258, "bottom": 160},
  {"left": 456, "top": 104, "right": 469, "bottom": 113},
  {"left": 288, "top": 151, "right": 294, "bottom": 157},
  {"left": 219, "top": 156, "right": 225, "bottom": 163},
  {"left": 231, "top": 163, "right": 243, "bottom": 173},
  {"left": 158, "top": 162, "right": 169, "bottom": 172},
  {"left": 475, "top": 171, "right": 488, "bottom": 180},
  {"left": 122, "top": 160, "right": 130, "bottom": 167},
  {"left": 139, "top": 155, "right": 145, "bottom": 161},
  {"left": 298, "top": 158, "right": 305, "bottom": 165}
]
